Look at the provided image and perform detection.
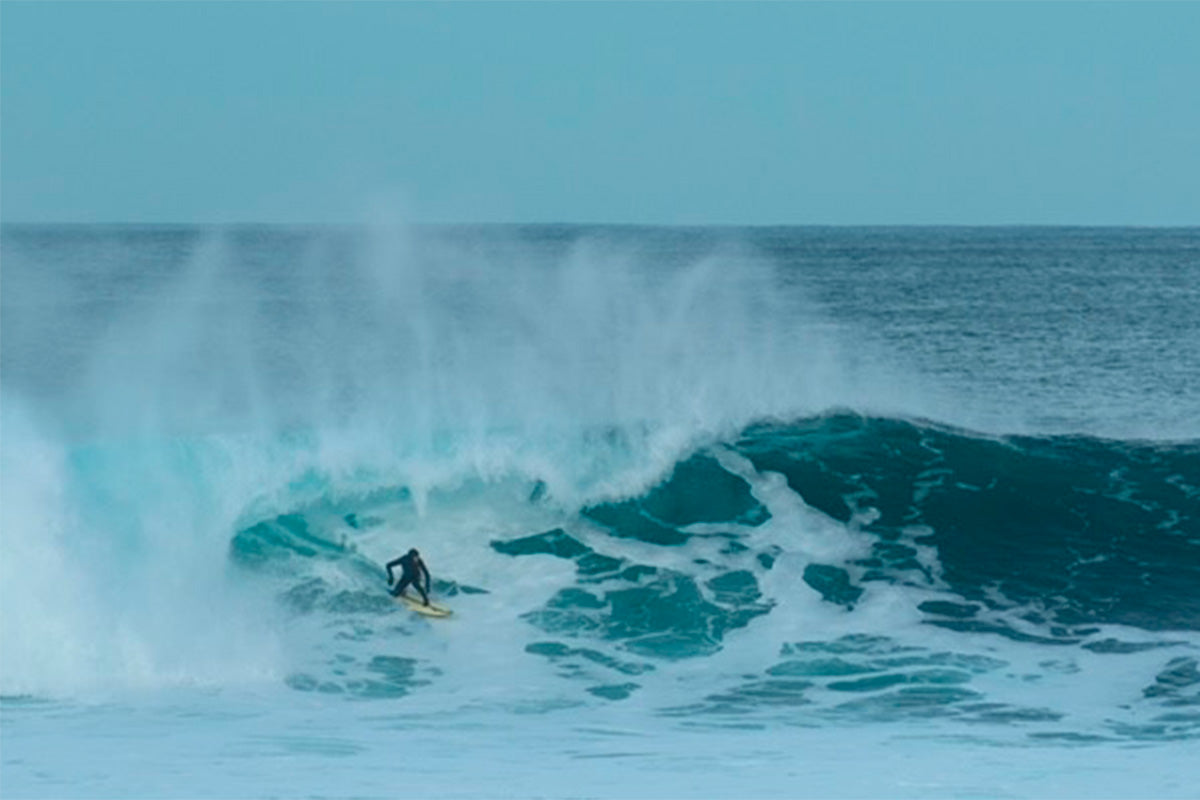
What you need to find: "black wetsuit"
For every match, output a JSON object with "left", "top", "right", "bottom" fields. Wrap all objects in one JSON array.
[{"left": 386, "top": 552, "right": 431, "bottom": 604}]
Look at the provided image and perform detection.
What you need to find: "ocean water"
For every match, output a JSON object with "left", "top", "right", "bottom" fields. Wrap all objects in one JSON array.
[{"left": 1, "top": 224, "right": 1198, "bottom": 798}]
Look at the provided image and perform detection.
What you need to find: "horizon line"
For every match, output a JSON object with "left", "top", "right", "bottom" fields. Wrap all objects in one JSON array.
[{"left": 4, "top": 220, "right": 1198, "bottom": 231}]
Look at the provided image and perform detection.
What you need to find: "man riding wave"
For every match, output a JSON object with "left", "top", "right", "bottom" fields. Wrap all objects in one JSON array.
[{"left": 386, "top": 548, "right": 431, "bottom": 606}]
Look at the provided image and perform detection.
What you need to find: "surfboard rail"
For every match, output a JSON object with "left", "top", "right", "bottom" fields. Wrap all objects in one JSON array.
[{"left": 395, "top": 594, "right": 452, "bottom": 618}]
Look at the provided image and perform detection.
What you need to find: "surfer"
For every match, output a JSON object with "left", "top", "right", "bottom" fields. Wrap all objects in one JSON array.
[{"left": 386, "top": 548, "right": 431, "bottom": 606}]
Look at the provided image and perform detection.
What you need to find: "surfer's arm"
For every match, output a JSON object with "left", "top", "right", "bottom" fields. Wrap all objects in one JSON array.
[
  {"left": 385, "top": 557, "right": 403, "bottom": 583},
  {"left": 421, "top": 563, "right": 431, "bottom": 591}
]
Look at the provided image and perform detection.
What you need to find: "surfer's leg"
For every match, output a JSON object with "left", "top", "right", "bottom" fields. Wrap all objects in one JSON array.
[{"left": 391, "top": 576, "right": 412, "bottom": 598}]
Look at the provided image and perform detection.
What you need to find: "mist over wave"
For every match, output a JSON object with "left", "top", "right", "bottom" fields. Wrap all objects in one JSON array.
[
  {"left": 0, "top": 222, "right": 911, "bottom": 697},
  {"left": 2, "top": 223, "right": 1197, "bottom": 729}
]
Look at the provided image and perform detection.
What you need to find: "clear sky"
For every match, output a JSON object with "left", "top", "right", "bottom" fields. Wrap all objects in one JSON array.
[{"left": 2, "top": 1, "right": 1198, "bottom": 225}]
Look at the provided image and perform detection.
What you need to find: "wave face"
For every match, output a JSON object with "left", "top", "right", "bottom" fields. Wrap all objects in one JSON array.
[
  {"left": 3, "top": 225, "right": 1199, "bottom": 748},
  {"left": 213, "top": 413, "right": 1200, "bottom": 740},
  {"left": 736, "top": 414, "right": 1200, "bottom": 633}
]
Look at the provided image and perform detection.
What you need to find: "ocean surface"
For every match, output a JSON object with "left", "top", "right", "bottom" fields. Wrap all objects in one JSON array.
[{"left": 2, "top": 224, "right": 1198, "bottom": 798}]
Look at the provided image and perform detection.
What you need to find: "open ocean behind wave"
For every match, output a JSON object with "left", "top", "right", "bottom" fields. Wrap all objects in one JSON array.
[{"left": 2, "top": 224, "right": 1198, "bottom": 798}]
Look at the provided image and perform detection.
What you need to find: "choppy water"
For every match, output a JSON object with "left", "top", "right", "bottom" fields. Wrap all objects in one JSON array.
[{"left": 2, "top": 224, "right": 1198, "bottom": 797}]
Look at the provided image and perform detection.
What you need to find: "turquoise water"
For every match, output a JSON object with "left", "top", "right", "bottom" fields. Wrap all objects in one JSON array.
[{"left": 2, "top": 225, "right": 1198, "bottom": 797}]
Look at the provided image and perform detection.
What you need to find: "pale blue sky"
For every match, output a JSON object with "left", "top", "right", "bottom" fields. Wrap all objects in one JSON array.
[{"left": 2, "top": 2, "right": 1198, "bottom": 225}]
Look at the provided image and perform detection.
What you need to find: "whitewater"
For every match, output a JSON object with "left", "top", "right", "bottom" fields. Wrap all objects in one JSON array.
[{"left": 2, "top": 223, "right": 1198, "bottom": 798}]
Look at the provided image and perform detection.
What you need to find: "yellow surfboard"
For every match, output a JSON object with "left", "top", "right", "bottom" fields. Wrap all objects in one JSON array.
[{"left": 395, "top": 594, "right": 452, "bottom": 618}]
